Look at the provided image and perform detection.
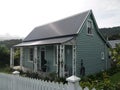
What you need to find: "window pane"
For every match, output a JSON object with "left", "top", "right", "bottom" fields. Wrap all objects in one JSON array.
[
  {"left": 101, "top": 52, "right": 104, "bottom": 60},
  {"left": 87, "top": 20, "right": 92, "bottom": 35}
]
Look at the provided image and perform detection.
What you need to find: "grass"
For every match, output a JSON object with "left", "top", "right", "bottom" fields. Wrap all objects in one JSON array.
[
  {"left": 110, "top": 72, "right": 120, "bottom": 84},
  {"left": 0, "top": 66, "right": 13, "bottom": 74}
]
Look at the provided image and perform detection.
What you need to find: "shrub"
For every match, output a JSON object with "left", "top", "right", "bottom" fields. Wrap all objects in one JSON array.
[
  {"left": 0, "top": 46, "right": 10, "bottom": 67},
  {"left": 21, "top": 71, "right": 66, "bottom": 83},
  {"left": 115, "top": 82, "right": 120, "bottom": 90}
]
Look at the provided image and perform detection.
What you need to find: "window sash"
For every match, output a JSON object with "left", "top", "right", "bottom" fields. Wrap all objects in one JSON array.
[
  {"left": 101, "top": 52, "right": 105, "bottom": 60},
  {"left": 87, "top": 20, "right": 93, "bottom": 35}
]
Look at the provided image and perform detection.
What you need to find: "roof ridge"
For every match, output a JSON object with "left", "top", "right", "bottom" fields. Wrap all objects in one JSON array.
[
  {"left": 76, "top": 10, "right": 91, "bottom": 33},
  {"left": 35, "top": 10, "right": 91, "bottom": 29}
]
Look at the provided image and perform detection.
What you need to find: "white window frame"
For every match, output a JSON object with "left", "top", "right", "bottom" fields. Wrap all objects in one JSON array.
[
  {"left": 101, "top": 52, "right": 105, "bottom": 60},
  {"left": 87, "top": 19, "right": 93, "bottom": 35}
]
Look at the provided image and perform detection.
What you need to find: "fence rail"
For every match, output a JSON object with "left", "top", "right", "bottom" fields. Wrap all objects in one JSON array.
[{"left": 0, "top": 73, "right": 96, "bottom": 90}]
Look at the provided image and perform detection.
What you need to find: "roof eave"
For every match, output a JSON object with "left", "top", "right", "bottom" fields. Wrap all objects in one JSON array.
[
  {"left": 76, "top": 10, "right": 91, "bottom": 34},
  {"left": 14, "top": 36, "right": 75, "bottom": 47},
  {"left": 90, "top": 10, "right": 111, "bottom": 48},
  {"left": 23, "top": 34, "right": 76, "bottom": 42}
]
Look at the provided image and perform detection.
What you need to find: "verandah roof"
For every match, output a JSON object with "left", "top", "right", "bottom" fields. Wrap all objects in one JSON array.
[{"left": 14, "top": 36, "right": 73, "bottom": 47}]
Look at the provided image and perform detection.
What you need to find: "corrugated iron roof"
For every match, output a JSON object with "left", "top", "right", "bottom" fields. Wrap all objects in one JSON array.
[
  {"left": 108, "top": 40, "right": 120, "bottom": 48},
  {"left": 15, "top": 36, "right": 73, "bottom": 47},
  {"left": 23, "top": 10, "right": 90, "bottom": 42}
]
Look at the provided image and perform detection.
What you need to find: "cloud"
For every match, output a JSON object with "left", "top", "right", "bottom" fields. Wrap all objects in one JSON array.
[
  {"left": 0, "top": 0, "right": 120, "bottom": 37},
  {"left": 0, "top": 33, "right": 23, "bottom": 41},
  {"left": 91, "top": 0, "right": 120, "bottom": 28}
]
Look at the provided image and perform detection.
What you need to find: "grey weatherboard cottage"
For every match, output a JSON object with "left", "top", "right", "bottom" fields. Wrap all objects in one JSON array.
[{"left": 10, "top": 10, "right": 111, "bottom": 77}]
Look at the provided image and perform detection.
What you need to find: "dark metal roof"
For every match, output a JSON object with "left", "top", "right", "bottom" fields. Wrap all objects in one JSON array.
[
  {"left": 108, "top": 40, "right": 120, "bottom": 48},
  {"left": 23, "top": 10, "right": 90, "bottom": 42},
  {"left": 15, "top": 36, "right": 73, "bottom": 47}
]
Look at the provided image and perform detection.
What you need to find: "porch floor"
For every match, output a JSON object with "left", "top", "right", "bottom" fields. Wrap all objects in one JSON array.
[{"left": 13, "top": 66, "right": 21, "bottom": 70}]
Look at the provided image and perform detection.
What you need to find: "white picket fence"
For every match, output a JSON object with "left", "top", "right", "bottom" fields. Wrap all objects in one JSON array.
[{"left": 0, "top": 73, "right": 96, "bottom": 90}]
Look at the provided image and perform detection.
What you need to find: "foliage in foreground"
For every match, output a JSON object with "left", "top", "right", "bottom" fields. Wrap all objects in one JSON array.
[
  {"left": 0, "top": 67, "right": 13, "bottom": 74},
  {"left": 80, "top": 66, "right": 120, "bottom": 90},
  {"left": 110, "top": 44, "right": 120, "bottom": 67},
  {"left": 0, "top": 66, "right": 120, "bottom": 89},
  {"left": 18, "top": 70, "right": 67, "bottom": 84}
]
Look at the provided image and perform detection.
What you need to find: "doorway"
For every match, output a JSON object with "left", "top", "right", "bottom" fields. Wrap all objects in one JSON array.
[
  {"left": 65, "top": 45, "right": 72, "bottom": 76},
  {"left": 41, "top": 47, "right": 47, "bottom": 72}
]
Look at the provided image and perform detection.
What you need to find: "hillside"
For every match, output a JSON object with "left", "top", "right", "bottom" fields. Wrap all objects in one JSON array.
[
  {"left": 0, "top": 39, "right": 22, "bottom": 49},
  {"left": 99, "top": 26, "right": 120, "bottom": 40}
]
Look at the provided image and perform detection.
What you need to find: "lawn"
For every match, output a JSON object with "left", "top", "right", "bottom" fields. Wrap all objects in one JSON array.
[{"left": 110, "top": 72, "right": 120, "bottom": 84}]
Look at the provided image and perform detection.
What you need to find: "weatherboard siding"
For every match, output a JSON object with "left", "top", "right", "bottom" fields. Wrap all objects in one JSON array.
[
  {"left": 22, "top": 47, "right": 34, "bottom": 70},
  {"left": 46, "top": 45, "right": 56, "bottom": 72},
  {"left": 76, "top": 14, "right": 108, "bottom": 76}
]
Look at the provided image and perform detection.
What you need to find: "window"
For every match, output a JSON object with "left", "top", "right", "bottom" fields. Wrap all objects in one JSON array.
[
  {"left": 101, "top": 52, "right": 105, "bottom": 60},
  {"left": 87, "top": 20, "right": 93, "bottom": 35},
  {"left": 29, "top": 47, "right": 34, "bottom": 61}
]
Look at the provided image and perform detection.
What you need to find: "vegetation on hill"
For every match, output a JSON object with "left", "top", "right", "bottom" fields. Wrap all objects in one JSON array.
[
  {"left": 0, "top": 39, "right": 22, "bottom": 67},
  {"left": 0, "top": 39, "right": 22, "bottom": 49},
  {"left": 0, "top": 46, "right": 10, "bottom": 67},
  {"left": 99, "top": 26, "right": 120, "bottom": 40}
]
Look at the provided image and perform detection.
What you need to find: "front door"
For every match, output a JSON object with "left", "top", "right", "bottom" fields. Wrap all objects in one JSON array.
[
  {"left": 65, "top": 45, "right": 72, "bottom": 76},
  {"left": 41, "top": 47, "right": 47, "bottom": 72}
]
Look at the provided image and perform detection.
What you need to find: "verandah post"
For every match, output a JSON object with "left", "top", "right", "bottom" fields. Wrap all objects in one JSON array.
[
  {"left": 59, "top": 44, "right": 65, "bottom": 77},
  {"left": 10, "top": 48, "right": 14, "bottom": 68},
  {"left": 56, "top": 45, "right": 59, "bottom": 77},
  {"left": 20, "top": 47, "right": 23, "bottom": 70},
  {"left": 72, "top": 45, "right": 76, "bottom": 75},
  {"left": 34, "top": 46, "right": 38, "bottom": 72}
]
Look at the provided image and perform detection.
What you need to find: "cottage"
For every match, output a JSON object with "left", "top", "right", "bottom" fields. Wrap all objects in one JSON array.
[{"left": 10, "top": 10, "right": 111, "bottom": 77}]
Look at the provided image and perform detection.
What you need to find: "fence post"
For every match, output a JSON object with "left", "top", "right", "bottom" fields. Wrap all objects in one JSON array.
[
  {"left": 66, "top": 75, "right": 82, "bottom": 90},
  {"left": 12, "top": 71, "right": 20, "bottom": 90}
]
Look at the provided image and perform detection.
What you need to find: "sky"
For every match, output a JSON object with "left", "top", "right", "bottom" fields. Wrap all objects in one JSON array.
[{"left": 0, "top": 0, "right": 120, "bottom": 39}]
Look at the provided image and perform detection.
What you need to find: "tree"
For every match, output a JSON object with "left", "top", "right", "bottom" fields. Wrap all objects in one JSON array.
[
  {"left": 14, "top": 48, "right": 20, "bottom": 66},
  {"left": 111, "top": 44, "right": 120, "bottom": 67},
  {"left": 0, "top": 46, "right": 10, "bottom": 67}
]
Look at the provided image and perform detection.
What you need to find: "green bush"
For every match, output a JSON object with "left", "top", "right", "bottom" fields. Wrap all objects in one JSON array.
[
  {"left": 21, "top": 71, "right": 66, "bottom": 83},
  {"left": 0, "top": 46, "right": 10, "bottom": 67},
  {"left": 115, "top": 82, "right": 120, "bottom": 90},
  {"left": 0, "top": 67, "right": 13, "bottom": 74}
]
